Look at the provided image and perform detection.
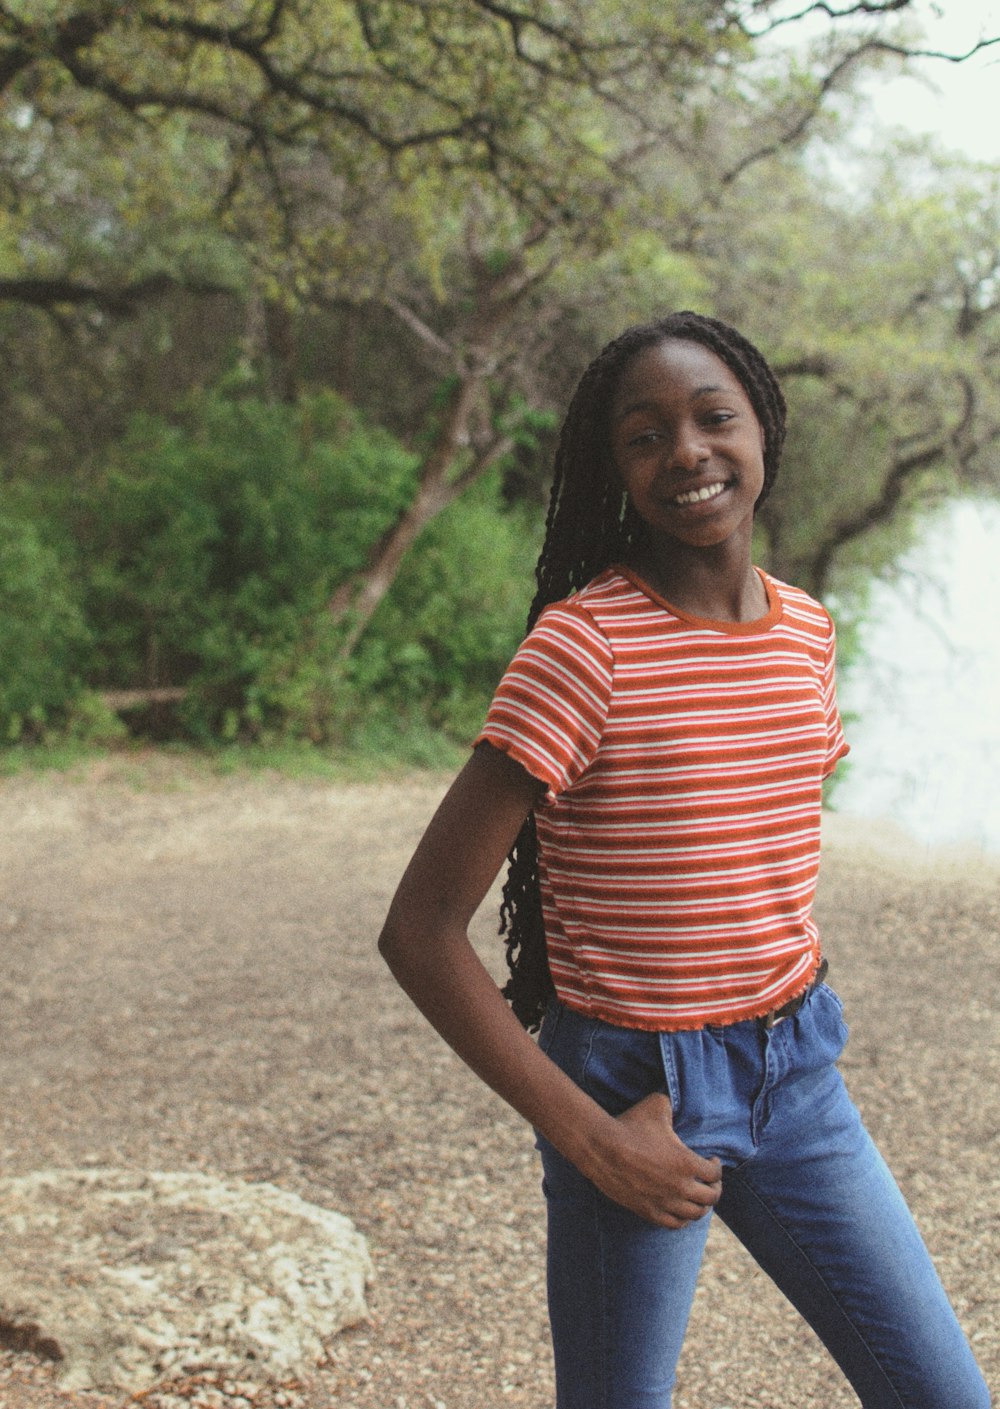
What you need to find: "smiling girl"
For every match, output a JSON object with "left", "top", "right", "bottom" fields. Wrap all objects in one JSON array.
[{"left": 378, "top": 312, "right": 990, "bottom": 1408}]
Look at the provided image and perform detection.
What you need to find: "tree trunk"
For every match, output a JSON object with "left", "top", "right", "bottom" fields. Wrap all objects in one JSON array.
[
  {"left": 329, "top": 370, "right": 483, "bottom": 656},
  {"left": 329, "top": 475, "right": 464, "bottom": 658},
  {"left": 328, "top": 240, "right": 542, "bottom": 657},
  {"left": 264, "top": 300, "right": 297, "bottom": 403}
]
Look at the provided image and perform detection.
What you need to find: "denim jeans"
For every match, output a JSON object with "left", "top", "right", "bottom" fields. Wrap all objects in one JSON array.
[{"left": 536, "top": 983, "right": 990, "bottom": 1409}]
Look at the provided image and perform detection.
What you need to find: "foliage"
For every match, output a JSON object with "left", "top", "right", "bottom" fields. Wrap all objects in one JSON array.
[
  {"left": 69, "top": 386, "right": 536, "bottom": 743},
  {"left": 699, "top": 144, "right": 1000, "bottom": 597},
  {"left": 0, "top": 510, "right": 93, "bottom": 739},
  {"left": 349, "top": 470, "right": 542, "bottom": 739},
  {"left": 79, "top": 387, "right": 419, "bottom": 738},
  {"left": 1, "top": 2, "right": 999, "bottom": 749},
  {"left": 0, "top": 0, "right": 752, "bottom": 315}
]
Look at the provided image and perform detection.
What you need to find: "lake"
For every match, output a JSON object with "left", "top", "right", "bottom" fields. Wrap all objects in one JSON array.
[{"left": 832, "top": 498, "right": 1000, "bottom": 854}]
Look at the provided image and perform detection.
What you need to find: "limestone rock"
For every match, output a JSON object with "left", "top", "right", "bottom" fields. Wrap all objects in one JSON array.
[{"left": 0, "top": 1168, "right": 372, "bottom": 1392}]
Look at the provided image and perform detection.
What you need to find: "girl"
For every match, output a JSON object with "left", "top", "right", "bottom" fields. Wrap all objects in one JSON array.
[{"left": 378, "top": 312, "right": 990, "bottom": 1408}]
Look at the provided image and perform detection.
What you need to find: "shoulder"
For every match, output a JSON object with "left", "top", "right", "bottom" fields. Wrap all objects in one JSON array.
[
  {"left": 537, "top": 567, "right": 649, "bottom": 640},
  {"left": 763, "top": 572, "right": 836, "bottom": 641},
  {"left": 515, "top": 600, "right": 615, "bottom": 699},
  {"left": 479, "top": 578, "right": 619, "bottom": 797},
  {"left": 528, "top": 569, "right": 630, "bottom": 662}
]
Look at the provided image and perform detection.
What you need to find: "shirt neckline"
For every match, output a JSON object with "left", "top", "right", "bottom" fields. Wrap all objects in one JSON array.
[{"left": 613, "top": 564, "right": 784, "bottom": 635}]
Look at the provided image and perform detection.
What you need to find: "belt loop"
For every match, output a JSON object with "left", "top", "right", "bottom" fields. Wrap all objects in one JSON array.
[{"left": 759, "top": 957, "right": 829, "bottom": 1031}]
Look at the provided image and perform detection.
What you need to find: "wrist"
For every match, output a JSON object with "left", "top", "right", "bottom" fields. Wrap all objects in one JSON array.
[{"left": 543, "top": 1090, "right": 620, "bottom": 1181}]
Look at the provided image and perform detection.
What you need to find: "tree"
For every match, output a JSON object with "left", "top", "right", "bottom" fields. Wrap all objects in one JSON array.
[
  {"left": 3, "top": 0, "right": 997, "bottom": 668},
  {"left": 686, "top": 140, "right": 1000, "bottom": 598}
]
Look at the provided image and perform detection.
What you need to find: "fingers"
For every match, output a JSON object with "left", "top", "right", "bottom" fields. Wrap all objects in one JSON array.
[
  {"left": 640, "top": 1185, "right": 718, "bottom": 1229},
  {"left": 656, "top": 1172, "right": 723, "bottom": 1226},
  {"left": 609, "top": 1090, "right": 725, "bottom": 1226},
  {"left": 623, "top": 1091, "right": 722, "bottom": 1177},
  {"left": 677, "top": 1139, "right": 722, "bottom": 1187}
]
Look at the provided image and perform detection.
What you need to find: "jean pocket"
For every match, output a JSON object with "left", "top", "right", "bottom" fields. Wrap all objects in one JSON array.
[
  {"left": 803, "top": 982, "right": 849, "bottom": 1060},
  {"left": 820, "top": 980, "right": 844, "bottom": 1014},
  {"left": 577, "top": 1020, "right": 668, "bottom": 1118}
]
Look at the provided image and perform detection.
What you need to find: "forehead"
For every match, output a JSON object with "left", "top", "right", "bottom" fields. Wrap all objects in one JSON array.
[{"left": 612, "top": 338, "right": 751, "bottom": 418}]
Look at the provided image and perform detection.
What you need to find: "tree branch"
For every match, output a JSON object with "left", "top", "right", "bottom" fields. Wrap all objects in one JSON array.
[
  {"left": 384, "top": 298, "right": 455, "bottom": 360},
  {"left": 748, "top": 0, "right": 910, "bottom": 34},
  {"left": 0, "top": 273, "right": 232, "bottom": 314},
  {"left": 807, "top": 376, "right": 987, "bottom": 595},
  {"left": 721, "top": 44, "right": 871, "bottom": 184},
  {"left": 772, "top": 354, "right": 836, "bottom": 378}
]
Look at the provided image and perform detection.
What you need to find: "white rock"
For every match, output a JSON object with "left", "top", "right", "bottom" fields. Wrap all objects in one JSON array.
[{"left": 0, "top": 1168, "right": 372, "bottom": 1392}]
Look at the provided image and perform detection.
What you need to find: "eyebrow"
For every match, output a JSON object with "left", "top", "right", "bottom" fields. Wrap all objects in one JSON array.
[{"left": 614, "top": 385, "right": 731, "bottom": 422}]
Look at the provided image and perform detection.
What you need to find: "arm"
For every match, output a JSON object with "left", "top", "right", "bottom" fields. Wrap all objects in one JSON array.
[{"left": 378, "top": 742, "right": 722, "bottom": 1227}]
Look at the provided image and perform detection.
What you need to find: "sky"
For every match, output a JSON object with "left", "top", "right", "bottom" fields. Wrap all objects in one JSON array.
[
  {"left": 860, "top": 0, "right": 1000, "bottom": 161},
  {"left": 763, "top": 0, "right": 1000, "bottom": 163}
]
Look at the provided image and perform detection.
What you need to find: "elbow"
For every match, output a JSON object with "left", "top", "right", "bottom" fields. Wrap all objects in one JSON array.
[
  {"left": 378, "top": 894, "right": 461, "bottom": 985},
  {"left": 377, "top": 898, "right": 424, "bottom": 978},
  {"left": 377, "top": 914, "right": 403, "bottom": 969}
]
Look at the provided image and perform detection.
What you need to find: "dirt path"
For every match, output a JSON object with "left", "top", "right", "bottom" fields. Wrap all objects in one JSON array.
[{"left": 0, "top": 766, "right": 997, "bottom": 1408}]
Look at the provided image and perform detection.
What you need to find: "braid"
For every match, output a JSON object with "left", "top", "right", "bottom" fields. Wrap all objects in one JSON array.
[{"left": 499, "top": 312, "right": 787, "bottom": 1031}]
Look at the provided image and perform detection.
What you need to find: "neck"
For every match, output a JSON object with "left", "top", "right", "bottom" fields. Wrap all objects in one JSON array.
[{"left": 627, "top": 538, "right": 766, "bottom": 624}]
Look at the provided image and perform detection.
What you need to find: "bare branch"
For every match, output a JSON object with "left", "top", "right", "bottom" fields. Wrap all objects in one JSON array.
[
  {"left": 807, "top": 375, "right": 988, "bottom": 595},
  {"left": 864, "top": 35, "right": 1000, "bottom": 63},
  {"left": 451, "top": 433, "right": 516, "bottom": 493},
  {"left": 772, "top": 354, "right": 836, "bottom": 378},
  {"left": 747, "top": 1, "right": 911, "bottom": 37},
  {"left": 384, "top": 298, "right": 455, "bottom": 360},
  {"left": 721, "top": 45, "right": 863, "bottom": 184},
  {"left": 717, "top": 29, "right": 1000, "bottom": 187},
  {"left": 746, "top": 2, "right": 999, "bottom": 65},
  {"left": 102, "top": 687, "right": 187, "bottom": 711}
]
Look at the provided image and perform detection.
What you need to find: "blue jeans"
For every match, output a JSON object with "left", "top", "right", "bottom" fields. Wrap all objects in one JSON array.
[{"left": 536, "top": 983, "right": 990, "bottom": 1409}]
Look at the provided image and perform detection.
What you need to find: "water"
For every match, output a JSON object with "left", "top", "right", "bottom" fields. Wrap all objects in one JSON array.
[{"left": 832, "top": 499, "right": 1000, "bottom": 854}]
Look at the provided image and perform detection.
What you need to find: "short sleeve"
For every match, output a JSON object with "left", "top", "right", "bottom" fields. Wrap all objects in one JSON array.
[
  {"left": 820, "top": 618, "right": 850, "bottom": 778},
  {"left": 475, "top": 603, "right": 614, "bottom": 799}
]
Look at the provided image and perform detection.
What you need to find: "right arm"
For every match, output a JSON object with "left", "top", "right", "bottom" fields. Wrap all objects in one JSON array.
[{"left": 377, "top": 742, "right": 722, "bottom": 1227}]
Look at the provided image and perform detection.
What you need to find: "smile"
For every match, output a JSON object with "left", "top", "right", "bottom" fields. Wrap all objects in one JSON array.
[{"left": 671, "top": 481, "right": 728, "bottom": 506}]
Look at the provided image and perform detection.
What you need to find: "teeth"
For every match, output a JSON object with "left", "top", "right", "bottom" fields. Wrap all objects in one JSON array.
[{"left": 673, "top": 482, "right": 726, "bottom": 506}]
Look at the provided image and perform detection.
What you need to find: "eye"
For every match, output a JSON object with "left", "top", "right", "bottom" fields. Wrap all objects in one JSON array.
[
  {"left": 703, "top": 410, "right": 736, "bottom": 426},
  {"left": 626, "top": 429, "right": 661, "bottom": 447}
]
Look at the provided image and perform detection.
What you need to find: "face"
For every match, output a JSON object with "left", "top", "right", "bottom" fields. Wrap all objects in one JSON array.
[{"left": 608, "top": 338, "right": 766, "bottom": 551}]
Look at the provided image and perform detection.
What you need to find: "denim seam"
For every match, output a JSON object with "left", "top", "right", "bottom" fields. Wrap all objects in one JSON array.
[
  {"left": 590, "top": 1177, "right": 611, "bottom": 1409},
  {"left": 725, "top": 1169, "right": 909, "bottom": 1409},
  {"left": 539, "top": 999, "right": 564, "bottom": 1057},
  {"left": 578, "top": 1017, "right": 601, "bottom": 1099},
  {"left": 658, "top": 1033, "right": 681, "bottom": 1117}
]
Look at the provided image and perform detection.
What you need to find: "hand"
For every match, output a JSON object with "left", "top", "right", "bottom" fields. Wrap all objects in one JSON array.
[{"left": 588, "top": 1092, "right": 723, "bottom": 1228}]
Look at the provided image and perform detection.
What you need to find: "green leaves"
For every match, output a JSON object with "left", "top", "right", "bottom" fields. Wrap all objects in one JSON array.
[
  {"left": 71, "top": 388, "right": 423, "bottom": 737},
  {"left": 0, "top": 512, "right": 90, "bottom": 740}
]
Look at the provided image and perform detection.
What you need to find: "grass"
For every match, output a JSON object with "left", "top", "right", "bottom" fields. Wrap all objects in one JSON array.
[{"left": 0, "top": 719, "right": 469, "bottom": 789}]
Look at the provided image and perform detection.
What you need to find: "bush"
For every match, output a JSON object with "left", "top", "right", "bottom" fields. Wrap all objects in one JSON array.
[
  {"left": 79, "top": 388, "right": 421, "bottom": 740},
  {"left": 16, "top": 384, "right": 542, "bottom": 748},
  {"left": 0, "top": 513, "right": 91, "bottom": 740},
  {"left": 350, "top": 472, "right": 541, "bottom": 741}
]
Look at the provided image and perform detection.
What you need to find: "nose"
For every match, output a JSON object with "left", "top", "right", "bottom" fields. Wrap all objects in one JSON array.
[{"left": 670, "top": 421, "right": 710, "bottom": 472}]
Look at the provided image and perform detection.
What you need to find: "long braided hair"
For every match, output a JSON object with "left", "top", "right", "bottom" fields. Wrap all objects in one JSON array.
[{"left": 499, "top": 311, "right": 788, "bottom": 1031}]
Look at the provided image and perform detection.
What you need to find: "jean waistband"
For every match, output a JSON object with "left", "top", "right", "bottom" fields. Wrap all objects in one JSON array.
[{"left": 759, "top": 958, "right": 829, "bottom": 1030}]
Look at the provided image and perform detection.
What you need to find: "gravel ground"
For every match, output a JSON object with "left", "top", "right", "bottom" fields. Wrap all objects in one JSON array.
[{"left": 0, "top": 763, "right": 997, "bottom": 1409}]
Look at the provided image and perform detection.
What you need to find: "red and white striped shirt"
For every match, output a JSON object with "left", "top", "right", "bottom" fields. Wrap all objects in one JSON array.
[{"left": 477, "top": 566, "right": 849, "bottom": 1031}]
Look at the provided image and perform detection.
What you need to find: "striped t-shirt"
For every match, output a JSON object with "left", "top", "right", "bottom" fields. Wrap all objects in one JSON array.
[{"left": 477, "top": 565, "right": 849, "bottom": 1031}]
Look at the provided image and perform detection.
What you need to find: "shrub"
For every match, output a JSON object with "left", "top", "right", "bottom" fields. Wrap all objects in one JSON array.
[
  {"left": 80, "top": 388, "right": 420, "bottom": 740},
  {"left": 0, "top": 513, "right": 91, "bottom": 740},
  {"left": 350, "top": 472, "right": 541, "bottom": 741}
]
